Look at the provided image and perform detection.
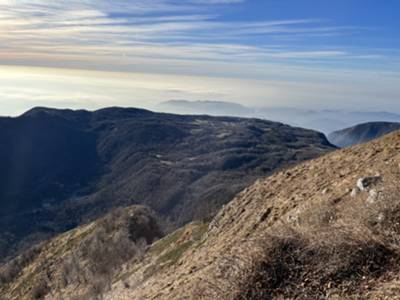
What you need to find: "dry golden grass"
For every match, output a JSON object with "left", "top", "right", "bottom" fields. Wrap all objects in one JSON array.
[{"left": 5, "top": 131, "right": 400, "bottom": 300}]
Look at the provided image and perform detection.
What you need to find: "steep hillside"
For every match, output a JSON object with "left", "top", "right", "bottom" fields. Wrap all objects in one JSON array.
[
  {"left": 328, "top": 121, "right": 400, "bottom": 147},
  {"left": 0, "top": 205, "right": 163, "bottom": 300},
  {"left": 0, "top": 107, "right": 333, "bottom": 260},
  {"left": 4, "top": 130, "right": 400, "bottom": 299},
  {"left": 102, "top": 129, "right": 400, "bottom": 299}
]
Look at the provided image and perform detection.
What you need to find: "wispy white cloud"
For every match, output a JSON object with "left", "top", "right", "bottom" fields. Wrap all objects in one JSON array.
[
  {"left": 190, "top": 0, "right": 245, "bottom": 3},
  {"left": 0, "top": 0, "right": 399, "bottom": 116},
  {"left": 0, "top": 0, "right": 389, "bottom": 72}
]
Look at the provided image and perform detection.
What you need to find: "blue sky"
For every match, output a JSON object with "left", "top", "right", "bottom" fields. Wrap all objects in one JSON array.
[{"left": 0, "top": 0, "right": 399, "bottom": 115}]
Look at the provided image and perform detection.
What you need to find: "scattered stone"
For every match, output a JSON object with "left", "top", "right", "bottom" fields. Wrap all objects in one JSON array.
[
  {"left": 351, "top": 187, "right": 360, "bottom": 197},
  {"left": 287, "top": 214, "right": 299, "bottom": 225},
  {"left": 356, "top": 178, "right": 365, "bottom": 191},
  {"left": 367, "top": 189, "right": 378, "bottom": 204},
  {"left": 208, "top": 218, "right": 220, "bottom": 231},
  {"left": 377, "top": 213, "right": 385, "bottom": 223}
]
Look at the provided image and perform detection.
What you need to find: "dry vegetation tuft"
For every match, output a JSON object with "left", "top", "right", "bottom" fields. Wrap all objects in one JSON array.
[
  {"left": 0, "top": 206, "right": 163, "bottom": 300},
  {"left": 56, "top": 206, "right": 162, "bottom": 299},
  {"left": 231, "top": 185, "right": 400, "bottom": 299},
  {"left": 0, "top": 244, "right": 42, "bottom": 286}
]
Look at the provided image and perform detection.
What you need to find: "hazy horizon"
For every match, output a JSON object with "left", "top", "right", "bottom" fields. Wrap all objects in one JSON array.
[{"left": 3, "top": 96, "right": 400, "bottom": 118}]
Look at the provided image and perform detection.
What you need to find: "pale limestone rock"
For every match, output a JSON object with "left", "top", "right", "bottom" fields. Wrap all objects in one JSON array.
[
  {"left": 357, "top": 176, "right": 381, "bottom": 191},
  {"left": 351, "top": 187, "right": 360, "bottom": 197},
  {"left": 377, "top": 212, "right": 385, "bottom": 223},
  {"left": 367, "top": 189, "right": 378, "bottom": 204}
]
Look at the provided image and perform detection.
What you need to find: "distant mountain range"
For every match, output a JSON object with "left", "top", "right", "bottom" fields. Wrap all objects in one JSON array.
[
  {"left": 0, "top": 106, "right": 333, "bottom": 260},
  {"left": 158, "top": 100, "right": 400, "bottom": 133},
  {"left": 158, "top": 100, "right": 254, "bottom": 117},
  {"left": 328, "top": 121, "right": 400, "bottom": 147}
]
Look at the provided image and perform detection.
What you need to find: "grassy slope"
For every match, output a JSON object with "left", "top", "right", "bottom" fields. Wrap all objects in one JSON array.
[
  {"left": 105, "top": 130, "right": 400, "bottom": 299},
  {"left": 7, "top": 127, "right": 400, "bottom": 300},
  {"left": 0, "top": 206, "right": 163, "bottom": 300}
]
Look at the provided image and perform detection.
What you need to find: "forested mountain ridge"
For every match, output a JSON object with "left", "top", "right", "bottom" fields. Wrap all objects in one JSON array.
[{"left": 0, "top": 106, "right": 334, "bottom": 260}]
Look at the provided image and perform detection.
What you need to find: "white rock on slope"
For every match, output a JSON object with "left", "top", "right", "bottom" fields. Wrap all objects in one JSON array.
[{"left": 356, "top": 175, "right": 381, "bottom": 191}]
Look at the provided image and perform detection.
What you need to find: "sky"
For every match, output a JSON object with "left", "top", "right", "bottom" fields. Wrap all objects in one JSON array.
[{"left": 0, "top": 0, "right": 399, "bottom": 116}]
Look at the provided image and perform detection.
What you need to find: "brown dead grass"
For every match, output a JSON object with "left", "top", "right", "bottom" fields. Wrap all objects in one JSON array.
[{"left": 232, "top": 183, "right": 400, "bottom": 299}]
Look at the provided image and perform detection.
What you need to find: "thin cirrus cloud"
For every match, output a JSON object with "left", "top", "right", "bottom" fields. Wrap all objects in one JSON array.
[
  {"left": 0, "top": 0, "right": 399, "bottom": 116},
  {"left": 0, "top": 0, "right": 378, "bottom": 70}
]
